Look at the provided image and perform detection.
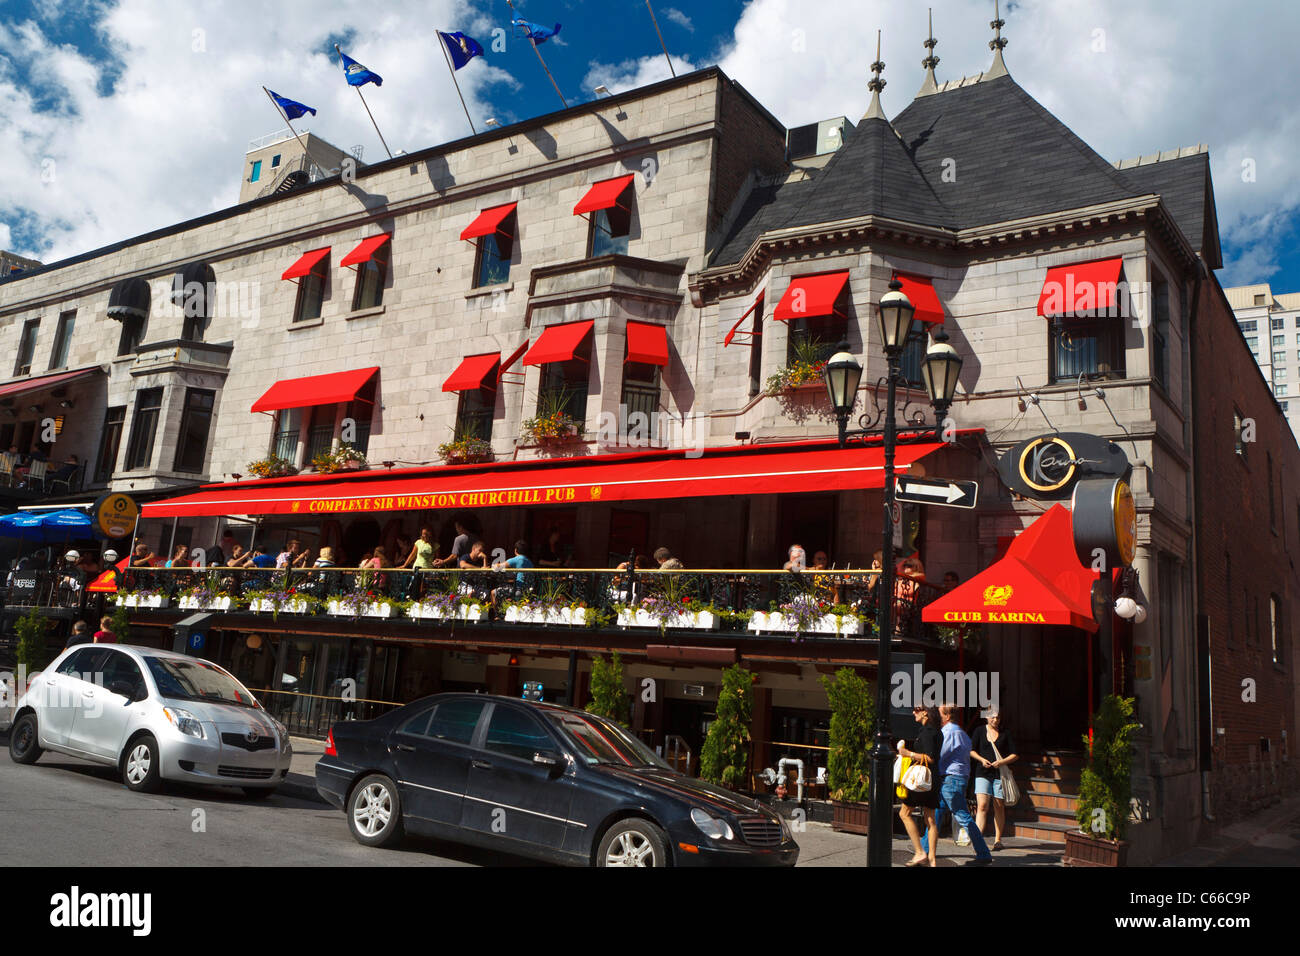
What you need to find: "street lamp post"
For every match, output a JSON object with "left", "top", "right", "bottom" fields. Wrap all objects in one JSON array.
[{"left": 823, "top": 278, "right": 963, "bottom": 867}]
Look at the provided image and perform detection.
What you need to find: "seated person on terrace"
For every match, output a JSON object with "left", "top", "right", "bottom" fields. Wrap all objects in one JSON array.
[
  {"left": 459, "top": 539, "right": 490, "bottom": 569},
  {"left": 783, "top": 544, "right": 807, "bottom": 571},
  {"left": 654, "top": 547, "right": 684, "bottom": 570},
  {"left": 491, "top": 539, "right": 534, "bottom": 610},
  {"left": 249, "top": 546, "right": 277, "bottom": 569}
]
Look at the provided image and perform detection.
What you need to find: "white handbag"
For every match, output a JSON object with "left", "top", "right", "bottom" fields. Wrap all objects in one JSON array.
[
  {"left": 902, "top": 763, "right": 932, "bottom": 793},
  {"left": 990, "top": 737, "right": 1021, "bottom": 805}
]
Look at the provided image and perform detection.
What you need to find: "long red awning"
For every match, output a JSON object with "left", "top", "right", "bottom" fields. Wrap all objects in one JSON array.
[
  {"left": 140, "top": 440, "right": 949, "bottom": 518},
  {"left": 921, "top": 504, "right": 1099, "bottom": 632},
  {"left": 1036, "top": 257, "right": 1124, "bottom": 316},
  {"left": 442, "top": 353, "right": 501, "bottom": 392},
  {"left": 251, "top": 367, "right": 380, "bottom": 414},
  {"left": 0, "top": 366, "right": 102, "bottom": 400},
  {"left": 773, "top": 272, "right": 849, "bottom": 321},
  {"left": 895, "top": 274, "right": 944, "bottom": 325},
  {"left": 460, "top": 202, "right": 518, "bottom": 241},
  {"left": 522, "top": 321, "right": 594, "bottom": 366},
  {"left": 625, "top": 321, "right": 669, "bottom": 366},
  {"left": 282, "top": 247, "right": 331, "bottom": 281},
  {"left": 340, "top": 234, "right": 391, "bottom": 268},
  {"left": 574, "top": 174, "right": 635, "bottom": 216}
]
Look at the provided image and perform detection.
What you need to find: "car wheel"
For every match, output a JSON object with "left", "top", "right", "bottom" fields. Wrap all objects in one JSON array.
[
  {"left": 347, "top": 774, "right": 404, "bottom": 848},
  {"left": 597, "top": 819, "right": 669, "bottom": 867},
  {"left": 122, "top": 736, "right": 163, "bottom": 793},
  {"left": 242, "top": 787, "right": 277, "bottom": 800},
  {"left": 8, "top": 714, "right": 43, "bottom": 765}
]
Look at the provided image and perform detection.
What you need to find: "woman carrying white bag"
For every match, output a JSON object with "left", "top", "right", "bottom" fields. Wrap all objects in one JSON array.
[{"left": 970, "top": 709, "right": 1020, "bottom": 851}]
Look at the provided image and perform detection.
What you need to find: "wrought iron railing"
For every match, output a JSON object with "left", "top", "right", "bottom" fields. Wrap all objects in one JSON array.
[{"left": 251, "top": 687, "right": 402, "bottom": 738}]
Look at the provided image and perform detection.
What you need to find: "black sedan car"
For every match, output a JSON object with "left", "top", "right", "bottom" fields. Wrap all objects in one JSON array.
[{"left": 315, "top": 694, "right": 798, "bottom": 867}]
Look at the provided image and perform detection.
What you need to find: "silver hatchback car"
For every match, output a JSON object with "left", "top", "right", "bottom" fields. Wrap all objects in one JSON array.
[{"left": 8, "top": 644, "right": 292, "bottom": 797}]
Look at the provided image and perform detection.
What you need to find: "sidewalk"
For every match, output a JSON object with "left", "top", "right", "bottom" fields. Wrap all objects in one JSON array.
[{"left": 1155, "top": 792, "right": 1300, "bottom": 866}]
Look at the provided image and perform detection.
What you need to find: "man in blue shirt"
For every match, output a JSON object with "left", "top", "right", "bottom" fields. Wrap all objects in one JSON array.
[
  {"left": 921, "top": 704, "right": 993, "bottom": 864},
  {"left": 490, "top": 540, "right": 534, "bottom": 612},
  {"left": 250, "top": 546, "right": 277, "bottom": 569}
]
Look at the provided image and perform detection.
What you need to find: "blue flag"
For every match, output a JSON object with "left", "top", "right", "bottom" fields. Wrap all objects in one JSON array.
[
  {"left": 338, "top": 49, "right": 383, "bottom": 87},
  {"left": 268, "top": 90, "right": 316, "bottom": 120},
  {"left": 438, "top": 30, "right": 484, "bottom": 70},
  {"left": 512, "top": 19, "right": 561, "bottom": 44}
]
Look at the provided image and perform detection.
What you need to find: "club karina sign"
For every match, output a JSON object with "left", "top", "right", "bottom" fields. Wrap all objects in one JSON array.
[{"left": 996, "top": 431, "right": 1130, "bottom": 500}]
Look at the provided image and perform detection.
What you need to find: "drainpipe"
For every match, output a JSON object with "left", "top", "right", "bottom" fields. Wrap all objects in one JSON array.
[{"left": 1186, "top": 263, "right": 1213, "bottom": 823}]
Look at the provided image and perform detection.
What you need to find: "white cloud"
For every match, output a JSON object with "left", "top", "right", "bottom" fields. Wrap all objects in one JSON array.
[
  {"left": 662, "top": 8, "right": 694, "bottom": 32},
  {"left": 583, "top": 55, "right": 697, "bottom": 96}
]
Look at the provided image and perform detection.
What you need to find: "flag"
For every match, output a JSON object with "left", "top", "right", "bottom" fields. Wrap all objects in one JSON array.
[
  {"left": 438, "top": 30, "right": 484, "bottom": 70},
  {"left": 268, "top": 90, "right": 316, "bottom": 120},
  {"left": 512, "top": 19, "right": 561, "bottom": 44},
  {"left": 338, "top": 49, "right": 383, "bottom": 87}
]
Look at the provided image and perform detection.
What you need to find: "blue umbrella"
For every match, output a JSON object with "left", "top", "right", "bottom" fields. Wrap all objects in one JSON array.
[
  {"left": 0, "top": 512, "right": 48, "bottom": 542},
  {"left": 38, "top": 509, "right": 93, "bottom": 538}
]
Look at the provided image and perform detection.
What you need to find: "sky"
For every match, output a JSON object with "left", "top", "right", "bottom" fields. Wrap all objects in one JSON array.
[{"left": 1, "top": 0, "right": 1298, "bottom": 290}]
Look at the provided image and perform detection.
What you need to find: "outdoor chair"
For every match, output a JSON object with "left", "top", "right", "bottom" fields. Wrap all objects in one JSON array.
[
  {"left": 0, "top": 452, "right": 16, "bottom": 487},
  {"left": 24, "top": 459, "right": 48, "bottom": 492},
  {"left": 45, "top": 462, "right": 80, "bottom": 495}
]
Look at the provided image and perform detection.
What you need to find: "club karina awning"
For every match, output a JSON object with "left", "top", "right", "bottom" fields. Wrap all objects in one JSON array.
[
  {"left": 522, "top": 321, "right": 594, "bottom": 366},
  {"left": 460, "top": 202, "right": 518, "bottom": 242},
  {"left": 442, "top": 353, "right": 501, "bottom": 392},
  {"left": 339, "top": 234, "right": 391, "bottom": 269},
  {"left": 573, "top": 174, "right": 635, "bottom": 217},
  {"left": 894, "top": 274, "right": 945, "bottom": 325},
  {"left": 922, "top": 504, "right": 1100, "bottom": 632},
  {"left": 139, "top": 439, "right": 954, "bottom": 519},
  {"left": 282, "top": 247, "right": 331, "bottom": 281},
  {"left": 1036, "top": 257, "right": 1124, "bottom": 317},
  {"left": 0, "top": 366, "right": 102, "bottom": 400},
  {"left": 625, "top": 321, "right": 669, "bottom": 366},
  {"left": 251, "top": 367, "right": 380, "bottom": 414},
  {"left": 773, "top": 272, "right": 849, "bottom": 322}
]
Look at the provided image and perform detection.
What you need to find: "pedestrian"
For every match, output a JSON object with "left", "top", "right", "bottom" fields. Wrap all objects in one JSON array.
[
  {"left": 897, "top": 704, "right": 941, "bottom": 867},
  {"left": 970, "top": 708, "right": 1019, "bottom": 850},
  {"left": 65, "top": 619, "right": 90, "bottom": 648},
  {"left": 93, "top": 615, "right": 117, "bottom": 644},
  {"left": 920, "top": 704, "right": 994, "bottom": 865}
]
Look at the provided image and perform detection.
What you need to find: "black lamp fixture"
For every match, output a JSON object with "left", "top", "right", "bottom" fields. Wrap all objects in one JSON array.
[{"left": 875, "top": 278, "right": 917, "bottom": 352}]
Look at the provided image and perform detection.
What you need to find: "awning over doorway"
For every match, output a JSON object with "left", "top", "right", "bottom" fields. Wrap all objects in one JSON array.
[
  {"left": 139, "top": 438, "right": 953, "bottom": 519},
  {"left": 921, "top": 504, "right": 1099, "bottom": 632}
]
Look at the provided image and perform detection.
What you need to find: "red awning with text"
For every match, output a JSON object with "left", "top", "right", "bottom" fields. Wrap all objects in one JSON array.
[
  {"left": 442, "top": 353, "right": 501, "bottom": 392},
  {"left": 460, "top": 202, "right": 518, "bottom": 241},
  {"left": 1036, "top": 257, "right": 1124, "bottom": 317},
  {"left": 574, "top": 174, "right": 635, "bottom": 216},
  {"left": 522, "top": 321, "right": 594, "bottom": 366},
  {"left": 922, "top": 504, "right": 1099, "bottom": 632},
  {"left": 773, "top": 272, "right": 849, "bottom": 321},
  {"left": 282, "top": 247, "right": 331, "bottom": 281},
  {"left": 625, "top": 321, "right": 669, "bottom": 366},
  {"left": 895, "top": 274, "right": 945, "bottom": 325},
  {"left": 340, "top": 234, "right": 391, "bottom": 269},
  {"left": 251, "top": 367, "right": 380, "bottom": 414},
  {"left": 140, "top": 439, "right": 949, "bottom": 518}
]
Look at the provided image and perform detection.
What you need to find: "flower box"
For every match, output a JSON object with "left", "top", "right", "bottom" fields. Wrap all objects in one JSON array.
[
  {"left": 830, "top": 800, "right": 871, "bottom": 835},
  {"left": 748, "top": 611, "right": 861, "bottom": 636},
  {"left": 250, "top": 597, "right": 309, "bottom": 614},
  {"left": 616, "top": 608, "right": 717, "bottom": 630},
  {"left": 504, "top": 605, "right": 587, "bottom": 626},
  {"left": 116, "top": 594, "right": 168, "bottom": 609},
  {"left": 409, "top": 602, "right": 484, "bottom": 622},
  {"left": 177, "top": 595, "right": 233, "bottom": 611},
  {"left": 327, "top": 599, "right": 393, "bottom": 618}
]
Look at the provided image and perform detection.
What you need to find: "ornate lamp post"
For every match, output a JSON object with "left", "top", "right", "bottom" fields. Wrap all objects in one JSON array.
[{"left": 823, "top": 277, "right": 963, "bottom": 867}]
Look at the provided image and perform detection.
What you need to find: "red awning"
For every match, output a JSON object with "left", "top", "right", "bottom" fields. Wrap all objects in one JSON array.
[
  {"left": 895, "top": 274, "right": 944, "bottom": 325},
  {"left": 522, "top": 321, "right": 594, "bottom": 366},
  {"left": 922, "top": 504, "right": 1100, "bottom": 631},
  {"left": 0, "top": 367, "right": 102, "bottom": 400},
  {"left": 773, "top": 272, "right": 849, "bottom": 321},
  {"left": 442, "top": 353, "right": 501, "bottom": 393},
  {"left": 574, "top": 174, "right": 635, "bottom": 216},
  {"left": 625, "top": 322, "right": 669, "bottom": 366},
  {"left": 1036, "top": 257, "right": 1124, "bottom": 316},
  {"left": 282, "top": 247, "right": 331, "bottom": 281},
  {"left": 460, "top": 202, "right": 518, "bottom": 241},
  {"left": 723, "top": 296, "right": 762, "bottom": 347},
  {"left": 140, "top": 439, "right": 950, "bottom": 518},
  {"left": 340, "top": 234, "right": 392, "bottom": 268},
  {"left": 251, "top": 367, "right": 380, "bottom": 414}
]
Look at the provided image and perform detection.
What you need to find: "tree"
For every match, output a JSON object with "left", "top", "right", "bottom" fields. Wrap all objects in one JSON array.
[
  {"left": 109, "top": 604, "right": 131, "bottom": 644},
  {"left": 1076, "top": 694, "right": 1141, "bottom": 840},
  {"left": 586, "top": 652, "right": 629, "bottom": 726},
  {"left": 820, "top": 667, "right": 874, "bottom": 803},
  {"left": 15, "top": 607, "right": 52, "bottom": 677},
  {"left": 700, "top": 664, "right": 754, "bottom": 789}
]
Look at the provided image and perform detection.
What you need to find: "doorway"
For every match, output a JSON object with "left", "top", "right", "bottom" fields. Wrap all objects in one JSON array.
[{"left": 1039, "top": 626, "right": 1091, "bottom": 749}]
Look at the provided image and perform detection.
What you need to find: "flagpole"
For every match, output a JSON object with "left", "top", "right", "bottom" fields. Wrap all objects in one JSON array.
[
  {"left": 645, "top": 0, "right": 676, "bottom": 77},
  {"left": 334, "top": 46, "right": 393, "bottom": 159},
  {"left": 261, "top": 86, "right": 336, "bottom": 181},
  {"left": 437, "top": 32, "right": 477, "bottom": 135},
  {"left": 505, "top": 0, "right": 567, "bottom": 108}
]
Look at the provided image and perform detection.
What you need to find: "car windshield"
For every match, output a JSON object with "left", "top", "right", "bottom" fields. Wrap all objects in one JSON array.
[
  {"left": 546, "top": 710, "right": 670, "bottom": 769},
  {"left": 143, "top": 656, "right": 256, "bottom": 708}
]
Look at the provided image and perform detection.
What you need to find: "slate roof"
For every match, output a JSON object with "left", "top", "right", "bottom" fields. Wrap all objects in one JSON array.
[{"left": 1116, "top": 152, "right": 1222, "bottom": 268}]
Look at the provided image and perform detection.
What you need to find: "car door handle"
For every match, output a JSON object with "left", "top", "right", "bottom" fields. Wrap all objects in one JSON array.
[
  {"left": 472, "top": 760, "right": 493, "bottom": 770},
  {"left": 393, "top": 743, "right": 415, "bottom": 752}
]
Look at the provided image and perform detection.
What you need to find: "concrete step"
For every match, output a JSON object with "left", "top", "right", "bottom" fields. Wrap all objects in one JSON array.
[
  {"left": 1029, "top": 776, "right": 1080, "bottom": 794},
  {"left": 1027, "top": 790, "right": 1078, "bottom": 812},
  {"left": 1026, "top": 762, "right": 1082, "bottom": 782},
  {"left": 1007, "top": 818, "right": 1073, "bottom": 843}
]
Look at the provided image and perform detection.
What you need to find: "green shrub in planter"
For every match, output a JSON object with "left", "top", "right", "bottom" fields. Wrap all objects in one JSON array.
[
  {"left": 700, "top": 664, "right": 753, "bottom": 789},
  {"left": 820, "top": 667, "right": 874, "bottom": 803},
  {"left": 1076, "top": 694, "right": 1141, "bottom": 840},
  {"left": 586, "top": 652, "right": 629, "bottom": 726},
  {"left": 15, "top": 607, "right": 52, "bottom": 675}
]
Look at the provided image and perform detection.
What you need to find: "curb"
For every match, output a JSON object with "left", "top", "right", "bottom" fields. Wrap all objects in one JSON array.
[{"left": 280, "top": 771, "right": 327, "bottom": 804}]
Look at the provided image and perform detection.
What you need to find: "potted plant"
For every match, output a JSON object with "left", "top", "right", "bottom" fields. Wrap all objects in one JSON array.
[
  {"left": 246, "top": 588, "right": 312, "bottom": 618},
  {"left": 520, "top": 386, "right": 586, "bottom": 447},
  {"left": 247, "top": 454, "right": 298, "bottom": 478},
  {"left": 1065, "top": 694, "right": 1142, "bottom": 866},
  {"left": 748, "top": 597, "right": 863, "bottom": 636},
  {"left": 311, "top": 443, "right": 368, "bottom": 474},
  {"left": 700, "top": 664, "right": 754, "bottom": 790},
  {"left": 409, "top": 591, "right": 484, "bottom": 622},
  {"left": 585, "top": 652, "right": 629, "bottom": 726},
  {"left": 821, "top": 667, "right": 874, "bottom": 833},
  {"left": 764, "top": 339, "right": 830, "bottom": 396},
  {"left": 15, "top": 607, "right": 52, "bottom": 688},
  {"left": 437, "top": 433, "right": 494, "bottom": 465}
]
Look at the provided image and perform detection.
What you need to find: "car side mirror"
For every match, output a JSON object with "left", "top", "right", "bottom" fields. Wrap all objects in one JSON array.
[
  {"left": 108, "top": 679, "right": 134, "bottom": 699},
  {"left": 533, "top": 750, "right": 562, "bottom": 771}
]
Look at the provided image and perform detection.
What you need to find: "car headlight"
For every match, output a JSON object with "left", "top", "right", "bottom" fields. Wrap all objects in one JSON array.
[
  {"left": 777, "top": 813, "right": 792, "bottom": 840},
  {"left": 162, "top": 707, "right": 205, "bottom": 739},
  {"left": 690, "top": 808, "right": 734, "bottom": 841},
  {"left": 269, "top": 717, "right": 290, "bottom": 745}
]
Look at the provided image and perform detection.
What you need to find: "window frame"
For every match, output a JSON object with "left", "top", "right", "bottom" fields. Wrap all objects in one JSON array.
[
  {"left": 472, "top": 215, "right": 515, "bottom": 289},
  {"left": 48, "top": 310, "right": 76, "bottom": 371},
  {"left": 94, "top": 405, "right": 127, "bottom": 483},
  {"left": 14, "top": 318, "right": 40, "bottom": 376},
  {"left": 351, "top": 251, "right": 388, "bottom": 312},
  {"left": 620, "top": 361, "right": 662, "bottom": 442},
  {"left": 455, "top": 387, "right": 495, "bottom": 442},
  {"left": 1048, "top": 317, "right": 1126, "bottom": 384},
  {"left": 173, "top": 388, "right": 216, "bottom": 474},
  {"left": 292, "top": 254, "right": 329, "bottom": 323},
  {"left": 124, "top": 387, "right": 164, "bottom": 472}
]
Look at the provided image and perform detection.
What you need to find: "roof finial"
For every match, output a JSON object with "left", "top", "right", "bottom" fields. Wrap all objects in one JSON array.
[
  {"left": 986, "top": 0, "right": 1009, "bottom": 78},
  {"left": 864, "top": 30, "right": 887, "bottom": 120},
  {"left": 917, "top": 8, "right": 940, "bottom": 97}
]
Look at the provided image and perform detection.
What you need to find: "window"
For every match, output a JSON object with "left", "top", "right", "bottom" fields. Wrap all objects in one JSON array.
[
  {"left": 589, "top": 204, "right": 631, "bottom": 258},
  {"left": 94, "top": 406, "right": 126, "bottom": 483},
  {"left": 1254, "top": 293, "right": 1266, "bottom": 305},
  {"left": 1275, "top": 353, "right": 1287, "bottom": 367},
  {"left": 1268, "top": 452, "right": 1276, "bottom": 531},
  {"left": 293, "top": 253, "right": 328, "bottom": 323},
  {"left": 271, "top": 408, "right": 301, "bottom": 462},
  {"left": 351, "top": 254, "right": 386, "bottom": 311},
  {"left": 124, "top": 388, "right": 163, "bottom": 471},
  {"left": 1271, "top": 595, "right": 1283, "bottom": 665},
  {"left": 117, "top": 315, "right": 147, "bottom": 356},
  {"left": 271, "top": 154, "right": 282, "bottom": 169},
  {"left": 1278, "top": 366, "right": 1289, "bottom": 379},
  {"left": 455, "top": 388, "right": 494, "bottom": 441},
  {"left": 621, "top": 362, "right": 661, "bottom": 441},
  {"left": 1050, "top": 319, "right": 1125, "bottom": 383},
  {"left": 427, "top": 699, "right": 485, "bottom": 745},
  {"left": 1233, "top": 410, "right": 1247, "bottom": 458},
  {"left": 100, "top": 651, "right": 146, "bottom": 699},
  {"left": 484, "top": 705, "right": 553, "bottom": 761},
  {"left": 1281, "top": 401, "right": 1290, "bottom": 412},
  {"left": 1273, "top": 334, "right": 1286, "bottom": 347},
  {"left": 473, "top": 230, "right": 512, "bottom": 288},
  {"left": 14, "top": 319, "right": 39, "bottom": 376},
  {"left": 173, "top": 389, "right": 215, "bottom": 474},
  {"left": 1276, "top": 384, "right": 1289, "bottom": 397},
  {"left": 397, "top": 708, "right": 433, "bottom": 737},
  {"left": 344, "top": 392, "right": 374, "bottom": 455},
  {"left": 786, "top": 313, "right": 848, "bottom": 366},
  {"left": 1152, "top": 278, "right": 1170, "bottom": 390},
  {"left": 748, "top": 295, "right": 765, "bottom": 398},
  {"left": 898, "top": 327, "right": 928, "bottom": 387},
  {"left": 174, "top": 263, "right": 215, "bottom": 342},
  {"left": 1238, "top": 320, "right": 1257, "bottom": 333},
  {"left": 250, "top": 159, "right": 262, "bottom": 183},
  {"left": 305, "top": 407, "right": 335, "bottom": 464},
  {"left": 1245, "top": 336, "right": 1258, "bottom": 351},
  {"left": 48, "top": 311, "right": 75, "bottom": 370},
  {"left": 1272, "top": 317, "right": 1285, "bottom": 330},
  {"left": 538, "top": 354, "right": 589, "bottom": 424}
]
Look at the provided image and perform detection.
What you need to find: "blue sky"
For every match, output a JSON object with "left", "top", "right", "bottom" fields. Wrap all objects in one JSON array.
[{"left": 1, "top": 0, "right": 1297, "bottom": 292}]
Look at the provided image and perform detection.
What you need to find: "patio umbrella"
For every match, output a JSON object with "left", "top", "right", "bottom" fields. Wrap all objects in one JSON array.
[
  {"left": 0, "top": 511, "right": 49, "bottom": 542},
  {"left": 36, "top": 509, "right": 94, "bottom": 541}
]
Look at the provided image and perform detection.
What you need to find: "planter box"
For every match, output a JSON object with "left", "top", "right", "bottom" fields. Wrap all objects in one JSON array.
[
  {"left": 409, "top": 602, "right": 484, "bottom": 622},
  {"left": 116, "top": 594, "right": 169, "bottom": 609},
  {"left": 250, "top": 597, "right": 309, "bottom": 614},
  {"left": 503, "top": 605, "right": 587, "bottom": 626},
  {"left": 327, "top": 599, "right": 394, "bottom": 618},
  {"left": 748, "top": 610, "right": 861, "bottom": 636},
  {"left": 1063, "top": 831, "right": 1129, "bottom": 867},
  {"left": 177, "top": 595, "right": 233, "bottom": 612},
  {"left": 830, "top": 800, "right": 871, "bottom": 835},
  {"left": 616, "top": 608, "right": 717, "bottom": 631}
]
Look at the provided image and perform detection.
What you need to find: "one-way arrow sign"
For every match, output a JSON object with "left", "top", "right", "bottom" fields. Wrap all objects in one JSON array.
[{"left": 894, "top": 476, "right": 978, "bottom": 509}]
